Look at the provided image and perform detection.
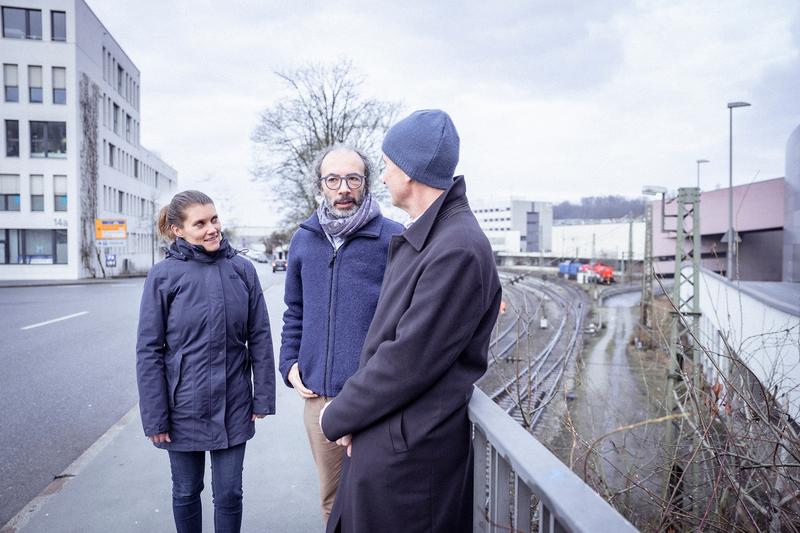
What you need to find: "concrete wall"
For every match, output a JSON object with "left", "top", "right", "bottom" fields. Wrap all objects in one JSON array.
[
  {"left": 690, "top": 268, "right": 800, "bottom": 420},
  {"left": 738, "top": 229, "right": 784, "bottom": 281}
]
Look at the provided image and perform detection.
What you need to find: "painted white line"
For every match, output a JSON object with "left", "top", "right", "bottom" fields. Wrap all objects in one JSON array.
[{"left": 20, "top": 311, "right": 89, "bottom": 330}]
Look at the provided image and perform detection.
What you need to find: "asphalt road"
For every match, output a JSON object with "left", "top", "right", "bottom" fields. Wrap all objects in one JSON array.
[{"left": 0, "top": 261, "right": 286, "bottom": 526}]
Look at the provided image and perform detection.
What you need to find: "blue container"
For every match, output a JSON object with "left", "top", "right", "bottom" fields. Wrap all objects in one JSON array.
[{"left": 559, "top": 261, "right": 571, "bottom": 275}]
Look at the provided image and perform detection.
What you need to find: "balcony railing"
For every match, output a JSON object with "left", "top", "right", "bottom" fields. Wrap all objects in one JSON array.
[{"left": 469, "top": 388, "right": 638, "bottom": 532}]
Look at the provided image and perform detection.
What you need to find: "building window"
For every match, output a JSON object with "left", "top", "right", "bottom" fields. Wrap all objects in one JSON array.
[
  {"left": 50, "top": 10, "right": 66, "bottom": 41},
  {"left": 5, "top": 120, "right": 18, "bottom": 156},
  {"left": 117, "top": 64, "right": 123, "bottom": 93},
  {"left": 1, "top": 7, "right": 42, "bottom": 39},
  {"left": 0, "top": 174, "right": 20, "bottom": 211},
  {"left": 0, "top": 229, "right": 67, "bottom": 264},
  {"left": 30, "top": 121, "right": 66, "bottom": 158},
  {"left": 52, "top": 67, "right": 66, "bottom": 104},
  {"left": 53, "top": 175, "right": 67, "bottom": 211},
  {"left": 108, "top": 143, "right": 115, "bottom": 167},
  {"left": 126, "top": 114, "right": 131, "bottom": 141},
  {"left": 3, "top": 63, "right": 18, "bottom": 102},
  {"left": 112, "top": 103, "right": 119, "bottom": 134},
  {"left": 28, "top": 65, "right": 42, "bottom": 103},
  {"left": 30, "top": 174, "right": 43, "bottom": 211}
]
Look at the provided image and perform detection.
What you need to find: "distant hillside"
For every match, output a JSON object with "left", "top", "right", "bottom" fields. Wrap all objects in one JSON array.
[{"left": 553, "top": 195, "right": 645, "bottom": 220}]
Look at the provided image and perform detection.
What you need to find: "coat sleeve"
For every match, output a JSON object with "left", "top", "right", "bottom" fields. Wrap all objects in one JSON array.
[
  {"left": 321, "top": 247, "right": 487, "bottom": 441},
  {"left": 136, "top": 268, "right": 171, "bottom": 436},
  {"left": 247, "top": 264, "right": 276, "bottom": 415},
  {"left": 278, "top": 233, "right": 303, "bottom": 387}
]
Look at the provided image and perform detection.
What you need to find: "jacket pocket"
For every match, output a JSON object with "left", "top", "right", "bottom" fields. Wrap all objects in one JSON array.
[
  {"left": 167, "top": 352, "right": 184, "bottom": 407},
  {"left": 389, "top": 409, "right": 408, "bottom": 453}
]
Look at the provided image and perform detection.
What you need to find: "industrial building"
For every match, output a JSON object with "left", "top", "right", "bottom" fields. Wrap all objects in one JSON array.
[
  {"left": 552, "top": 218, "right": 645, "bottom": 261},
  {"left": 472, "top": 197, "right": 552, "bottom": 254},
  {"left": 676, "top": 125, "right": 800, "bottom": 419},
  {"left": 652, "top": 177, "right": 784, "bottom": 281},
  {"left": 0, "top": 0, "right": 176, "bottom": 280}
]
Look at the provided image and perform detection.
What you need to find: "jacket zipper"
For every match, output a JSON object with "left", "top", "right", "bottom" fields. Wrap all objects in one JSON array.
[{"left": 323, "top": 246, "right": 338, "bottom": 397}]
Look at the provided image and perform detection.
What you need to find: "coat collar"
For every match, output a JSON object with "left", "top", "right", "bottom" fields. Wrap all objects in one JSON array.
[
  {"left": 168, "top": 236, "right": 236, "bottom": 263},
  {"left": 299, "top": 210, "right": 384, "bottom": 240},
  {"left": 401, "top": 176, "right": 471, "bottom": 252}
]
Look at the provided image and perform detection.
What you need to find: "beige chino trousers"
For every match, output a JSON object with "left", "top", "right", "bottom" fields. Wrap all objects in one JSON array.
[{"left": 303, "top": 395, "right": 345, "bottom": 525}]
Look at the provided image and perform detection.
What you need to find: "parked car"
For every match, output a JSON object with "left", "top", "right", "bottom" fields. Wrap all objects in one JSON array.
[{"left": 272, "top": 258, "right": 287, "bottom": 272}]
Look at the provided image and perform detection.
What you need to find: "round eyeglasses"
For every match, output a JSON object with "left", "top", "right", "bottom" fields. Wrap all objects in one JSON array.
[{"left": 320, "top": 173, "right": 365, "bottom": 190}]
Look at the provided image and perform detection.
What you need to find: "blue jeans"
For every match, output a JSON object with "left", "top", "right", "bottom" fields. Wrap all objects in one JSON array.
[{"left": 168, "top": 442, "right": 247, "bottom": 533}]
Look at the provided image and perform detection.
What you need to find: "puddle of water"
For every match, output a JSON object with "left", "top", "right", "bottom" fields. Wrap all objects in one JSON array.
[{"left": 552, "top": 293, "right": 666, "bottom": 527}]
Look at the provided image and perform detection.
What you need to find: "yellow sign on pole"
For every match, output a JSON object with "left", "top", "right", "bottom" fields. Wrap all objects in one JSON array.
[{"left": 95, "top": 219, "right": 127, "bottom": 240}]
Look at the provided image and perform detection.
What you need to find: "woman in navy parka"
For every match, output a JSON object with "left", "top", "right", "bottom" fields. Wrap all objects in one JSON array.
[{"left": 136, "top": 190, "right": 275, "bottom": 533}]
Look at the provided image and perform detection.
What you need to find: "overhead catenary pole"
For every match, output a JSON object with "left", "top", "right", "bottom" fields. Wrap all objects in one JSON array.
[
  {"left": 664, "top": 187, "right": 702, "bottom": 522},
  {"left": 627, "top": 216, "right": 634, "bottom": 283}
]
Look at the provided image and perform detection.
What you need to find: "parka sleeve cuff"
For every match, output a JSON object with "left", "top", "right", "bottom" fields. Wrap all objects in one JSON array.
[{"left": 142, "top": 422, "right": 169, "bottom": 436}]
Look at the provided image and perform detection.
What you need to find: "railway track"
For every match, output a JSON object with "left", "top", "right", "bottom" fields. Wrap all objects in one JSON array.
[{"left": 488, "top": 273, "right": 587, "bottom": 430}]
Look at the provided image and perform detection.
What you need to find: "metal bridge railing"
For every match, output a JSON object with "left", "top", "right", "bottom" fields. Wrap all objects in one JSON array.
[{"left": 469, "top": 388, "right": 638, "bottom": 533}]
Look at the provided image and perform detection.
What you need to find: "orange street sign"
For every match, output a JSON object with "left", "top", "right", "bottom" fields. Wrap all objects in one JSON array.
[{"left": 95, "top": 219, "right": 127, "bottom": 240}]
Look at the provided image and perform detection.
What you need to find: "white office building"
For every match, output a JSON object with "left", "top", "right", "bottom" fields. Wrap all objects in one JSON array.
[
  {"left": 1, "top": 0, "right": 176, "bottom": 280},
  {"left": 472, "top": 197, "right": 553, "bottom": 254},
  {"left": 552, "top": 219, "right": 645, "bottom": 261}
]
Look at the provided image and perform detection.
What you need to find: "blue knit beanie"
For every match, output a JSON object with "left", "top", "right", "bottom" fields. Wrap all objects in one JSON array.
[{"left": 382, "top": 109, "right": 460, "bottom": 190}]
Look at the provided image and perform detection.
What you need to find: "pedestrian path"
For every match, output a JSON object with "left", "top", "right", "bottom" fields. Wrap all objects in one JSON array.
[{"left": 3, "top": 283, "right": 322, "bottom": 533}]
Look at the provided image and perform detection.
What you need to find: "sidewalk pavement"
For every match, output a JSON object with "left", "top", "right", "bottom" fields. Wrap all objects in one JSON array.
[{"left": 2, "top": 283, "right": 323, "bottom": 533}]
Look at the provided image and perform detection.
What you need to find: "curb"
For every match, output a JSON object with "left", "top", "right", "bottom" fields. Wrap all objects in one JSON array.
[
  {"left": 0, "top": 277, "right": 145, "bottom": 289},
  {"left": 1, "top": 405, "right": 140, "bottom": 533}
]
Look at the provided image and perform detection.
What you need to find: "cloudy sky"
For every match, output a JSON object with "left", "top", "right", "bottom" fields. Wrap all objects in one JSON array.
[{"left": 89, "top": 0, "right": 800, "bottom": 228}]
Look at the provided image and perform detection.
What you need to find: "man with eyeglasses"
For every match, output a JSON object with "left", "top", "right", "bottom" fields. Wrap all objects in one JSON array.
[
  {"left": 320, "top": 110, "right": 501, "bottom": 532},
  {"left": 279, "top": 145, "right": 403, "bottom": 526}
]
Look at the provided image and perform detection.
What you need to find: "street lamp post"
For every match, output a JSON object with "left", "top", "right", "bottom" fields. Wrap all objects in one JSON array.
[
  {"left": 726, "top": 101, "right": 750, "bottom": 280},
  {"left": 696, "top": 159, "right": 709, "bottom": 189}
]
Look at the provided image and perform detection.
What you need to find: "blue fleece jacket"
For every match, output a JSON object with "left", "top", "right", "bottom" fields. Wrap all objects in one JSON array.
[{"left": 279, "top": 212, "right": 403, "bottom": 397}]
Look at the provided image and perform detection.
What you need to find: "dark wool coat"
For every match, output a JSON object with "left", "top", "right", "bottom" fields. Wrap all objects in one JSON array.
[
  {"left": 279, "top": 212, "right": 403, "bottom": 397},
  {"left": 321, "top": 177, "right": 501, "bottom": 533},
  {"left": 136, "top": 238, "right": 275, "bottom": 451}
]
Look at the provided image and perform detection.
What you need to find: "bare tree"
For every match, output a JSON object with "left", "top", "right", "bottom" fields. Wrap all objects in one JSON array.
[{"left": 251, "top": 59, "right": 400, "bottom": 228}]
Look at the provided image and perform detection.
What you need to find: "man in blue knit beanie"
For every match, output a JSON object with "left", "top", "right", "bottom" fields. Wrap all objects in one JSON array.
[{"left": 321, "top": 110, "right": 502, "bottom": 532}]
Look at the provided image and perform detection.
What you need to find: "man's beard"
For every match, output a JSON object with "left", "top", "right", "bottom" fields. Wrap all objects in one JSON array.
[{"left": 324, "top": 193, "right": 364, "bottom": 219}]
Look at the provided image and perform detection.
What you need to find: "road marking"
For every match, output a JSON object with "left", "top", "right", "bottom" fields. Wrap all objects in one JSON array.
[{"left": 21, "top": 311, "right": 89, "bottom": 330}]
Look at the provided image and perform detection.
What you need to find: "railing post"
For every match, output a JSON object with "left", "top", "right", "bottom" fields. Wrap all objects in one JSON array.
[
  {"left": 514, "top": 474, "right": 532, "bottom": 532},
  {"left": 473, "top": 426, "right": 489, "bottom": 532},
  {"left": 493, "top": 451, "right": 512, "bottom": 531}
]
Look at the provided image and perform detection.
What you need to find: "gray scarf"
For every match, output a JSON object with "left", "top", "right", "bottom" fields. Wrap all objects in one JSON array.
[{"left": 317, "top": 193, "right": 381, "bottom": 238}]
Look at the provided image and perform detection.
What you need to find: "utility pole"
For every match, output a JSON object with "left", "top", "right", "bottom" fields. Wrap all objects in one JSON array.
[
  {"left": 664, "top": 187, "right": 702, "bottom": 521},
  {"left": 591, "top": 233, "right": 596, "bottom": 264},
  {"left": 640, "top": 203, "right": 653, "bottom": 328}
]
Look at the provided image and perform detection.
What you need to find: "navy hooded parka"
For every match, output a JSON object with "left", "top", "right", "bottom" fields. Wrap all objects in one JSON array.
[{"left": 136, "top": 237, "right": 275, "bottom": 451}]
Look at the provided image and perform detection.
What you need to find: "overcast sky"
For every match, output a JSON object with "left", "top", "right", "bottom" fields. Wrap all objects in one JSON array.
[{"left": 89, "top": 0, "right": 800, "bottom": 228}]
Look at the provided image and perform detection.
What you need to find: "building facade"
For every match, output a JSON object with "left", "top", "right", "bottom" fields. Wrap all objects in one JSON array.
[
  {"left": 1, "top": 0, "right": 176, "bottom": 280},
  {"left": 651, "top": 177, "right": 784, "bottom": 280},
  {"left": 472, "top": 197, "right": 552, "bottom": 253}
]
